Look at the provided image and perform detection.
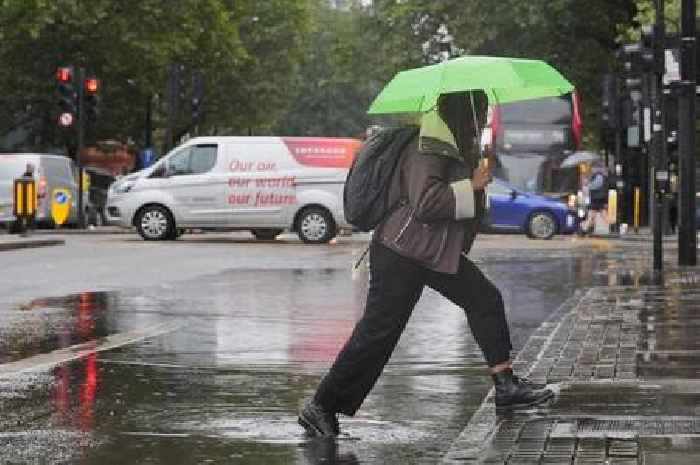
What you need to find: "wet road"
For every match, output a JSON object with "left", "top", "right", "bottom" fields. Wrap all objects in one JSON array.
[{"left": 0, "top": 233, "right": 646, "bottom": 464}]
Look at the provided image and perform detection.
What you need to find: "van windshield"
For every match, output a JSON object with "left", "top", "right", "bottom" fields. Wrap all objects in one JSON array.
[
  {"left": 500, "top": 95, "right": 572, "bottom": 124},
  {"left": 44, "top": 157, "right": 74, "bottom": 181},
  {"left": 0, "top": 158, "right": 29, "bottom": 179}
]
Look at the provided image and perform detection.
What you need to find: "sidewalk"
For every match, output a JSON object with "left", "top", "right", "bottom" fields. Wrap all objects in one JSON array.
[
  {"left": 443, "top": 265, "right": 700, "bottom": 464},
  {"left": 0, "top": 234, "right": 64, "bottom": 251},
  {"left": 593, "top": 227, "right": 680, "bottom": 244}
]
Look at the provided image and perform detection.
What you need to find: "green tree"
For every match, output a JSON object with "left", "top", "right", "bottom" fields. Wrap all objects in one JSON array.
[
  {"left": 278, "top": 0, "right": 639, "bottom": 145},
  {"left": 0, "top": 0, "right": 312, "bottom": 153},
  {"left": 440, "top": 0, "right": 638, "bottom": 146}
]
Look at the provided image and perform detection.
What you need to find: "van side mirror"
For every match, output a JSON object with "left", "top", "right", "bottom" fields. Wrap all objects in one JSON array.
[
  {"left": 510, "top": 190, "right": 518, "bottom": 200},
  {"left": 151, "top": 164, "right": 167, "bottom": 178}
]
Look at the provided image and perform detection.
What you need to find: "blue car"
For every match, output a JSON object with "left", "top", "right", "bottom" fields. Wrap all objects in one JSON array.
[{"left": 483, "top": 179, "right": 578, "bottom": 239}]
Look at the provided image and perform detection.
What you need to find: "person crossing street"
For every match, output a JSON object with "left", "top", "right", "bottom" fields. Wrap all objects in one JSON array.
[{"left": 299, "top": 91, "right": 554, "bottom": 437}]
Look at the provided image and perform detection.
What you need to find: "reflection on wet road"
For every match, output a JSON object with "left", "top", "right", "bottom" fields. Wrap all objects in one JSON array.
[{"left": 0, "top": 240, "right": 661, "bottom": 464}]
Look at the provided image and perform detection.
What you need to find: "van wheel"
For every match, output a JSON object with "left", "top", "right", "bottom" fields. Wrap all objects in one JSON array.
[
  {"left": 136, "top": 205, "right": 174, "bottom": 241},
  {"left": 526, "top": 211, "right": 557, "bottom": 240},
  {"left": 252, "top": 229, "right": 282, "bottom": 240},
  {"left": 297, "top": 207, "right": 335, "bottom": 244}
]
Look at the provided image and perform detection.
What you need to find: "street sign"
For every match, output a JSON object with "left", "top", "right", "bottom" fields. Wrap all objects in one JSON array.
[
  {"left": 139, "top": 147, "right": 156, "bottom": 169},
  {"left": 664, "top": 49, "right": 680, "bottom": 85},
  {"left": 643, "top": 107, "right": 652, "bottom": 142}
]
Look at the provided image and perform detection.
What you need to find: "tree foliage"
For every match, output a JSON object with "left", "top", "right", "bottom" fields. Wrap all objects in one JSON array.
[
  {"left": 0, "top": 0, "right": 311, "bottom": 152},
  {"left": 0, "top": 0, "right": 648, "bottom": 150},
  {"left": 276, "top": 0, "right": 639, "bottom": 143}
]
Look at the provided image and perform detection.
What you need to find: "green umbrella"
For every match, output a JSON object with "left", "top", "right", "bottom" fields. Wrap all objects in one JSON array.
[{"left": 367, "top": 55, "right": 574, "bottom": 115}]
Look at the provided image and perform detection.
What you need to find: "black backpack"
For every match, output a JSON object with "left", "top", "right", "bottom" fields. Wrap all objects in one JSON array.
[{"left": 343, "top": 126, "right": 419, "bottom": 231}]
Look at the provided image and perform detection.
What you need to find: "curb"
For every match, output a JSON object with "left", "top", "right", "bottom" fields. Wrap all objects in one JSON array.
[
  {"left": 32, "top": 228, "right": 132, "bottom": 236},
  {"left": 0, "top": 239, "right": 65, "bottom": 251},
  {"left": 440, "top": 290, "right": 588, "bottom": 464}
]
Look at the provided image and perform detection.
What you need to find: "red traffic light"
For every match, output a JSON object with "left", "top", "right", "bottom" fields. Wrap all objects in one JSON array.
[
  {"left": 56, "top": 67, "right": 72, "bottom": 83},
  {"left": 84, "top": 77, "right": 99, "bottom": 94}
]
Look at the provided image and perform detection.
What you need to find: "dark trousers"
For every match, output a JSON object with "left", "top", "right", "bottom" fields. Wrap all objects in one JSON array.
[{"left": 314, "top": 242, "right": 512, "bottom": 416}]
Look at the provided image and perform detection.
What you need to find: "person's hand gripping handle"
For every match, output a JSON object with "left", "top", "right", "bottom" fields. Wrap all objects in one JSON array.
[{"left": 472, "top": 156, "right": 493, "bottom": 191}]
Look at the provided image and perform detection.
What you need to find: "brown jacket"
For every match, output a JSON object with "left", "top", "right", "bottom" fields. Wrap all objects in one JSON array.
[{"left": 374, "top": 136, "right": 485, "bottom": 274}]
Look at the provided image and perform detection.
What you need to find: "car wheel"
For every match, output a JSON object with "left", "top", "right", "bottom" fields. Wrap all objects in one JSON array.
[
  {"left": 297, "top": 207, "right": 335, "bottom": 244},
  {"left": 526, "top": 211, "right": 557, "bottom": 240},
  {"left": 136, "top": 205, "right": 174, "bottom": 241},
  {"left": 251, "top": 229, "right": 283, "bottom": 240}
]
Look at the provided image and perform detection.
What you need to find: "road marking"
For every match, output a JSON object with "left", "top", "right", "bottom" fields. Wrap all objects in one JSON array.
[{"left": 0, "top": 320, "right": 182, "bottom": 377}]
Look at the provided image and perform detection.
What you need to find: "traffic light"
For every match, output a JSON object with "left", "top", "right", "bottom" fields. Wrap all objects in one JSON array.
[
  {"left": 640, "top": 25, "right": 664, "bottom": 73},
  {"left": 191, "top": 71, "right": 205, "bottom": 124},
  {"left": 601, "top": 74, "right": 620, "bottom": 130},
  {"left": 56, "top": 66, "right": 77, "bottom": 128},
  {"left": 84, "top": 76, "right": 100, "bottom": 123},
  {"left": 174, "top": 63, "right": 187, "bottom": 101}
]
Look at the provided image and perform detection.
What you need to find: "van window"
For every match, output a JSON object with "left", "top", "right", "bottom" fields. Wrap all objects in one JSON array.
[
  {"left": 168, "top": 147, "right": 192, "bottom": 175},
  {"left": 167, "top": 145, "right": 217, "bottom": 176},
  {"left": 190, "top": 145, "right": 217, "bottom": 174}
]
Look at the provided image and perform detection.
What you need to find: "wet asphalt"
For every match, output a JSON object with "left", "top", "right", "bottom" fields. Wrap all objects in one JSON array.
[{"left": 0, "top": 232, "right": 657, "bottom": 464}]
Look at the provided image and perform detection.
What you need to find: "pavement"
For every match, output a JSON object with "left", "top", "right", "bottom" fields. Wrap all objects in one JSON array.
[
  {"left": 2, "top": 230, "right": 700, "bottom": 463},
  {"left": 443, "top": 262, "right": 700, "bottom": 465}
]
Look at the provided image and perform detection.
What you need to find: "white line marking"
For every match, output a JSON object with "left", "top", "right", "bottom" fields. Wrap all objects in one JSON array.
[{"left": 0, "top": 320, "right": 182, "bottom": 377}]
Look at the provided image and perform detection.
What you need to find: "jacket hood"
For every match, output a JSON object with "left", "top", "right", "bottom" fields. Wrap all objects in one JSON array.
[{"left": 418, "top": 108, "right": 461, "bottom": 160}]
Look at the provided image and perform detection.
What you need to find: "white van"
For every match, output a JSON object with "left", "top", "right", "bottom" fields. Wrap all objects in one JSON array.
[
  {"left": 0, "top": 153, "right": 80, "bottom": 230},
  {"left": 106, "top": 136, "right": 360, "bottom": 243}
]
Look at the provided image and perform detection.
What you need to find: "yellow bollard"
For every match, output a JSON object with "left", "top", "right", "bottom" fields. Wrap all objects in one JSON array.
[
  {"left": 607, "top": 189, "right": 617, "bottom": 224},
  {"left": 13, "top": 178, "right": 37, "bottom": 235},
  {"left": 634, "top": 187, "right": 641, "bottom": 234},
  {"left": 13, "top": 178, "right": 37, "bottom": 217}
]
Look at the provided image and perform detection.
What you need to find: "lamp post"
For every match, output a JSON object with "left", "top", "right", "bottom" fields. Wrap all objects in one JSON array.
[{"left": 678, "top": 0, "right": 697, "bottom": 266}]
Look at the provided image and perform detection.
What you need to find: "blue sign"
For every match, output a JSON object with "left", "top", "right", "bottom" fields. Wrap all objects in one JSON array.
[
  {"left": 139, "top": 148, "right": 157, "bottom": 169},
  {"left": 55, "top": 191, "right": 67, "bottom": 204}
]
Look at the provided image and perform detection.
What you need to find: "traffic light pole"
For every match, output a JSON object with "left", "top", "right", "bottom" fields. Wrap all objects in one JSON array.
[
  {"left": 678, "top": 0, "right": 697, "bottom": 266},
  {"left": 77, "top": 66, "right": 86, "bottom": 229},
  {"left": 652, "top": 0, "right": 666, "bottom": 270}
]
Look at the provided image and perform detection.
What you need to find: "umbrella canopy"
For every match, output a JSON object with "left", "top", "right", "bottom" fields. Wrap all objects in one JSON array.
[
  {"left": 560, "top": 151, "right": 602, "bottom": 169},
  {"left": 368, "top": 56, "right": 574, "bottom": 115}
]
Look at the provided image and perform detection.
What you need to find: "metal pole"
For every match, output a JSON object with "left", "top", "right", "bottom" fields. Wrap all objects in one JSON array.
[
  {"left": 615, "top": 95, "right": 624, "bottom": 230},
  {"left": 77, "top": 66, "right": 86, "bottom": 229},
  {"left": 145, "top": 94, "right": 152, "bottom": 148},
  {"left": 678, "top": 0, "right": 697, "bottom": 266},
  {"left": 653, "top": 0, "right": 666, "bottom": 270},
  {"left": 163, "top": 63, "right": 176, "bottom": 155}
]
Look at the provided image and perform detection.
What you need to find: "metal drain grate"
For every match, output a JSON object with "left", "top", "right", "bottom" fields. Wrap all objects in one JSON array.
[{"left": 576, "top": 418, "right": 700, "bottom": 436}]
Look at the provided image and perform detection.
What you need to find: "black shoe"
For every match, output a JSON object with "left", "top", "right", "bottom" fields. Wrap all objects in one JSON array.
[
  {"left": 512, "top": 373, "right": 546, "bottom": 390},
  {"left": 298, "top": 399, "right": 340, "bottom": 437},
  {"left": 493, "top": 369, "right": 553, "bottom": 410}
]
